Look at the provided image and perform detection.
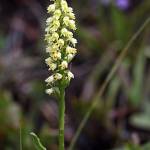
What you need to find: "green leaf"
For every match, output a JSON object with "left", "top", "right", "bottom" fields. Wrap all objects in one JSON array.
[
  {"left": 129, "top": 114, "right": 150, "bottom": 130},
  {"left": 111, "top": 5, "right": 129, "bottom": 45},
  {"left": 129, "top": 49, "right": 145, "bottom": 107},
  {"left": 30, "top": 132, "right": 46, "bottom": 150}
]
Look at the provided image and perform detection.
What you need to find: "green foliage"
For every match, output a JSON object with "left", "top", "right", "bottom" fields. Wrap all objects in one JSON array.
[{"left": 0, "top": 0, "right": 150, "bottom": 149}]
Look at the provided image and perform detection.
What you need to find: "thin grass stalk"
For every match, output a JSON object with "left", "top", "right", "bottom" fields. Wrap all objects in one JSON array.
[{"left": 68, "top": 17, "right": 150, "bottom": 150}]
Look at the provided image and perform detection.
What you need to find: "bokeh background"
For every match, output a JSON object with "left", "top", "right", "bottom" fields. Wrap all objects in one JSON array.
[{"left": 0, "top": 0, "right": 150, "bottom": 149}]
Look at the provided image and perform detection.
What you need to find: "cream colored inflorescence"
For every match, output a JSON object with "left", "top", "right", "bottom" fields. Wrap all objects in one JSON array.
[{"left": 45, "top": 0, "right": 77, "bottom": 95}]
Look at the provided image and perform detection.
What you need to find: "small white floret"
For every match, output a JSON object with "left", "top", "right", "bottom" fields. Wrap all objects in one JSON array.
[{"left": 46, "top": 88, "right": 54, "bottom": 95}]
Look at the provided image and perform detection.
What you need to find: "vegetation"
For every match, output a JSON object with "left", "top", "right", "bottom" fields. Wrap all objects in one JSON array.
[{"left": 0, "top": 0, "right": 150, "bottom": 149}]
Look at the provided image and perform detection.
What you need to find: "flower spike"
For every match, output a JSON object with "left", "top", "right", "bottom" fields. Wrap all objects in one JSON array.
[{"left": 45, "top": 0, "right": 77, "bottom": 95}]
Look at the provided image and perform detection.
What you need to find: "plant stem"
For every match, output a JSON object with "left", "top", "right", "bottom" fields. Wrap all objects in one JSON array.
[
  {"left": 59, "top": 88, "right": 65, "bottom": 150},
  {"left": 20, "top": 122, "right": 22, "bottom": 150}
]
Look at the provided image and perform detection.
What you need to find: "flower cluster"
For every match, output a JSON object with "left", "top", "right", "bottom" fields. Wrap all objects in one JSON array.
[{"left": 45, "top": 0, "right": 77, "bottom": 95}]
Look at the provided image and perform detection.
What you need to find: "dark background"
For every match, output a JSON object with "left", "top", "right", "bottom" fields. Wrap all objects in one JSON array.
[{"left": 0, "top": 0, "right": 150, "bottom": 149}]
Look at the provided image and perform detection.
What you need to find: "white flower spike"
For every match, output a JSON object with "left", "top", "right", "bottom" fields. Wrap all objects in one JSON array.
[{"left": 45, "top": 0, "right": 77, "bottom": 95}]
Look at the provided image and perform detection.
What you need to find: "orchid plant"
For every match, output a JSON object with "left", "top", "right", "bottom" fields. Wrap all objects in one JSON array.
[{"left": 45, "top": 0, "right": 77, "bottom": 149}]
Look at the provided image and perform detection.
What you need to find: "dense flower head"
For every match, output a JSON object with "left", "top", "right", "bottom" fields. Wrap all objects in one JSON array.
[{"left": 45, "top": 0, "right": 77, "bottom": 95}]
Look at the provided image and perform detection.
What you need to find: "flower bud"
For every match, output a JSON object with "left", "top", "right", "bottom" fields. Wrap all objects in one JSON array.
[
  {"left": 61, "top": 0, "right": 68, "bottom": 13},
  {"left": 45, "top": 0, "right": 77, "bottom": 92},
  {"left": 46, "top": 88, "right": 54, "bottom": 95},
  {"left": 54, "top": 9, "right": 61, "bottom": 19},
  {"left": 47, "top": 4, "right": 55, "bottom": 13},
  {"left": 45, "top": 75, "right": 54, "bottom": 83},
  {"left": 66, "top": 46, "right": 77, "bottom": 54},
  {"left": 54, "top": 73, "right": 63, "bottom": 80},
  {"left": 67, "top": 71, "right": 74, "bottom": 80},
  {"left": 60, "top": 61, "right": 68, "bottom": 69},
  {"left": 58, "top": 39, "right": 65, "bottom": 48}
]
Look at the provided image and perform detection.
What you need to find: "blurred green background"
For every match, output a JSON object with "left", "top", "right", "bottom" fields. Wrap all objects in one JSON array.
[{"left": 0, "top": 0, "right": 150, "bottom": 149}]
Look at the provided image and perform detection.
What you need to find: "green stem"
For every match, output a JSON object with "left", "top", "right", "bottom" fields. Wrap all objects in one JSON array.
[
  {"left": 59, "top": 88, "right": 65, "bottom": 150},
  {"left": 20, "top": 122, "right": 22, "bottom": 150}
]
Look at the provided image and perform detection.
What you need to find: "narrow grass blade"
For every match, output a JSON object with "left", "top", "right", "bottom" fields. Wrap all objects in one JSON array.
[
  {"left": 30, "top": 132, "right": 46, "bottom": 150},
  {"left": 68, "top": 17, "right": 150, "bottom": 150}
]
